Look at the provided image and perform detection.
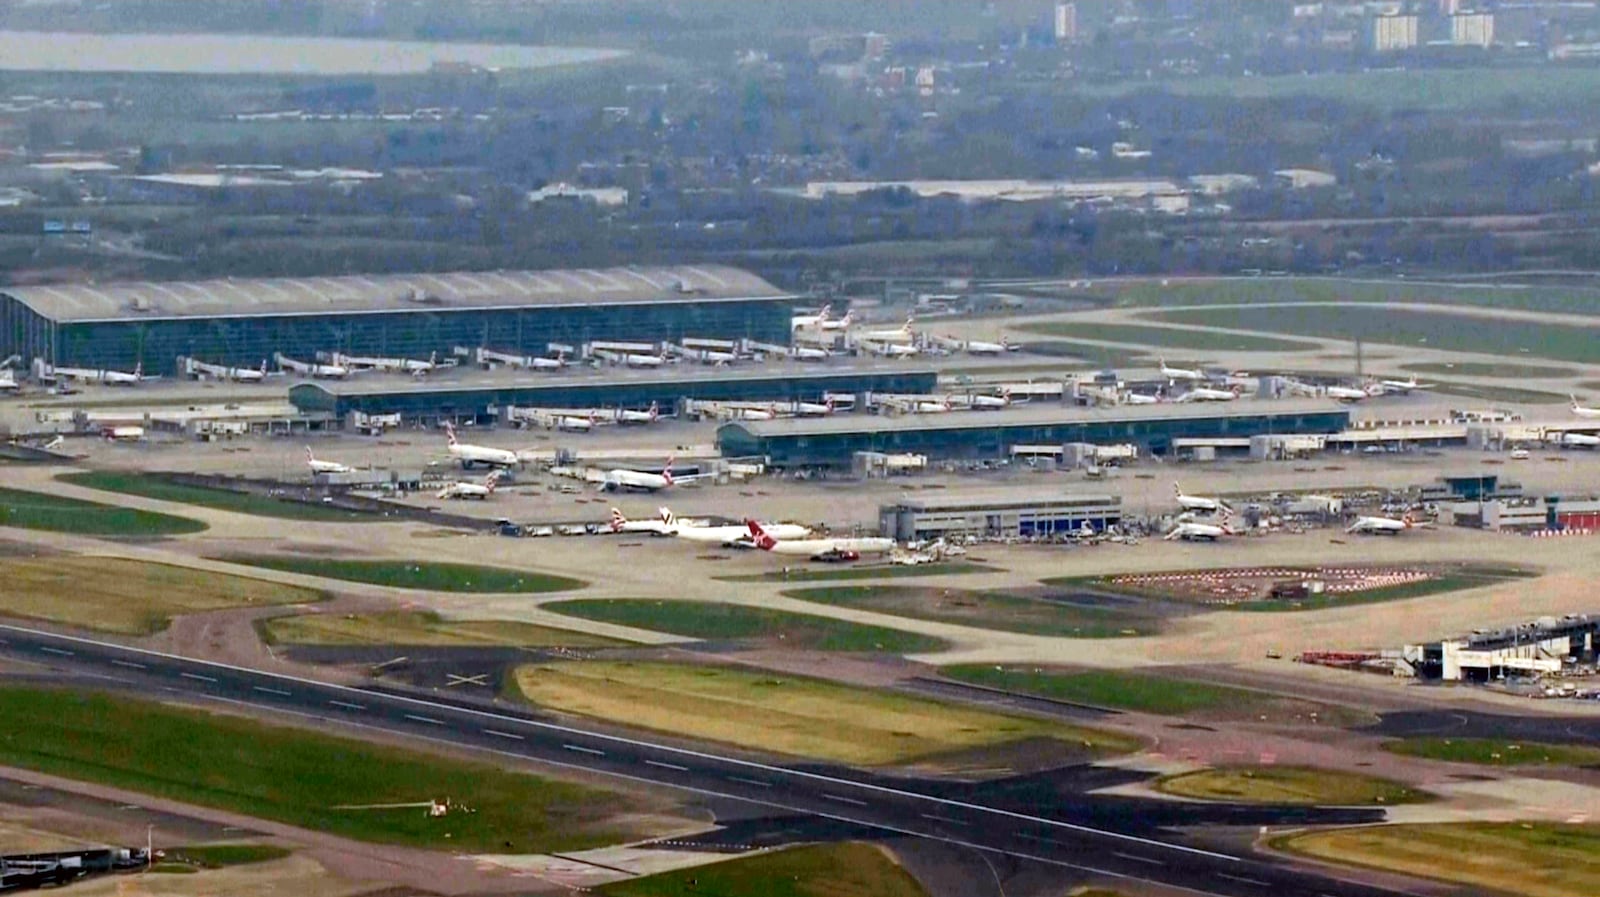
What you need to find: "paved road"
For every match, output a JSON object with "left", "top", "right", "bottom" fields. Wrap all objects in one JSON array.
[{"left": 0, "top": 624, "right": 1430, "bottom": 897}]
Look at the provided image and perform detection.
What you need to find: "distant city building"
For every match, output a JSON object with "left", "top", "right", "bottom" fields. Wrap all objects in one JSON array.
[
  {"left": 1274, "top": 168, "right": 1338, "bottom": 189},
  {"left": 1054, "top": 2, "right": 1079, "bottom": 42},
  {"left": 1437, "top": 0, "right": 1461, "bottom": 15},
  {"left": 1370, "top": 14, "right": 1418, "bottom": 52},
  {"left": 1451, "top": 12, "right": 1494, "bottom": 48},
  {"left": 863, "top": 32, "right": 888, "bottom": 61},
  {"left": 527, "top": 182, "right": 629, "bottom": 207}
]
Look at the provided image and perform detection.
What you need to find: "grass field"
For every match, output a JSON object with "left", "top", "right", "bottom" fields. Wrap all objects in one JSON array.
[
  {"left": 1145, "top": 305, "right": 1600, "bottom": 364},
  {"left": 1422, "top": 379, "right": 1572, "bottom": 405},
  {"left": 599, "top": 842, "right": 927, "bottom": 897},
  {"left": 1018, "top": 321, "right": 1317, "bottom": 353},
  {"left": 716, "top": 562, "right": 997, "bottom": 583},
  {"left": 0, "top": 688, "right": 642, "bottom": 853},
  {"left": 1384, "top": 737, "right": 1600, "bottom": 768},
  {"left": 160, "top": 845, "right": 292, "bottom": 870},
  {"left": 0, "top": 486, "right": 206, "bottom": 537},
  {"left": 60, "top": 471, "right": 382, "bottom": 523},
  {"left": 543, "top": 599, "right": 946, "bottom": 653},
  {"left": 1158, "top": 766, "right": 1426, "bottom": 806},
  {"left": 1050, "top": 566, "right": 1530, "bottom": 613},
  {"left": 1275, "top": 822, "right": 1600, "bottom": 897},
  {"left": 1232, "top": 569, "right": 1529, "bottom": 613},
  {"left": 217, "top": 555, "right": 586, "bottom": 594},
  {"left": 260, "top": 611, "right": 625, "bottom": 648},
  {"left": 0, "top": 556, "right": 322, "bottom": 635},
  {"left": 1400, "top": 361, "right": 1578, "bottom": 379},
  {"left": 1081, "top": 66, "right": 1600, "bottom": 113},
  {"left": 784, "top": 586, "right": 1154, "bottom": 638},
  {"left": 1021, "top": 338, "right": 1149, "bottom": 368},
  {"left": 1107, "top": 277, "right": 1600, "bottom": 316},
  {"left": 511, "top": 661, "right": 1137, "bottom": 766},
  {"left": 942, "top": 666, "right": 1300, "bottom": 717}
]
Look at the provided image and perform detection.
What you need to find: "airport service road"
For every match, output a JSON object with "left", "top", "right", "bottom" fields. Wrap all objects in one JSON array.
[{"left": 0, "top": 625, "right": 1425, "bottom": 897}]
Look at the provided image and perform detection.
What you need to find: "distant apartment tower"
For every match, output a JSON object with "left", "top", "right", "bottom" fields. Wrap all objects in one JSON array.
[
  {"left": 1370, "top": 14, "right": 1418, "bottom": 52},
  {"left": 1055, "top": 2, "right": 1079, "bottom": 43},
  {"left": 1451, "top": 12, "right": 1494, "bottom": 48}
]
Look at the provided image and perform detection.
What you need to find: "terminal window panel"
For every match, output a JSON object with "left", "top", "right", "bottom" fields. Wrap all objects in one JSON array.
[{"left": 49, "top": 299, "right": 792, "bottom": 376}]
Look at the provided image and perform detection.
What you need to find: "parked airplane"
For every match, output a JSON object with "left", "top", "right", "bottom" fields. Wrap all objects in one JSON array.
[
  {"left": 1557, "top": 431, "right": 1600, "bottom": 449},
  {"left": 1123, "top": 391, "right": 1161, "bottom": 405},
  {"left": 1174, "top": 483, "right": 1229, "bottom": 513},
  {"left": 181, "top": 357, "right": 267, "bottom": 382},
  {"left": 35, "top": 359, "right": 147, "bottom": 386},
  {"left": 331, "top": 351, "right": 444, "bottom": 377},
  {"left": 745, "top": 520, "right": 894, "bottom": 560},
  {"left": 1346, "top": 511, "right": 1427, "bottom": 535},
  {"left": 793, "top": 397, "right": 837, "bottom": 416},
  {"left": 660, "top": 508, "right": 809, "bottom": 544},
  {"left": 1159, "top": 358, "right": 1204, "bottom": 381},
  {"left": 959, "top": 337, "right": 1017, "bottom": 356},
  {"left": 305, "top": 447, "right": 354, "bottom": 475},
  {"left": 867, "top": 340, "right": 920, "bottom": 358},
  {"left": 601, "top": 457, "right": 698, "bottom": 492},
  {"left": 470, "top": 347, "right": 566, "bottom": 370},
  {"left": 965, "top": 389, "right": 1011, "bottom": 409},
  {"left": 437, "top": 471, "right": 501, "bottom": 500},
  {"left": 817, "top": 310, "right": 855, "bottom": 332},
  {"left": 274, "top": 353, "right": 350, "bottom": 379},
  {"left": 790, "top": 345, "right": 831, "bottom": 361},
  {"left": 101, "top": 425, "right": 145, "bottom": 441},
  {"left": 1326, "top": 383, "right": 1383, "bottom": 402},
  {"left": 444, "top": 423, "right": 520, "bottom": 469},
  {"left": 608, "top": 508, "right": 674, "bottom": 535},
  {"left": 860, "top": 318, "right": 916, "bottom": 343},
  {"left": 790, "top": 304, "right": 833, "bottom": 330},
  {"left": 615, "top": 401, "right": 661, "bottom": 425},
  {"left": 1571, "top": 395, "right": 1600, "bottom": 419},
  {"left": 1175, "top": 385, "right": 1240, "bottom": 402},
  {"left": 1378, "top": 375, "right": 1434, "bottom": 394},
  {"left": 1165, "top": 509, "right": 1238, "bottom": 542}
]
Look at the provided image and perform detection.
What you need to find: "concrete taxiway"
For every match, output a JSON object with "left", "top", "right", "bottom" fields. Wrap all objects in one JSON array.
[{"left": 0, "top": 623, "right": 1439, "bottom": 897}]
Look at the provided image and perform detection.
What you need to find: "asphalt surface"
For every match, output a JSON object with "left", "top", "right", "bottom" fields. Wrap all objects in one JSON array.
[
  {"left": 1374, "top": 707, "right": 1600, "bottom": 746},
  {"left": 0, "top": 623, "right": 1431, "bottom": 897}
]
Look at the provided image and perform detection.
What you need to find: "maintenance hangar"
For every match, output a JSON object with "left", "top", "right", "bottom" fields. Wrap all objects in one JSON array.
[
  {"left": 718, "top": 399, "right": 1352, "bottom": 468},
  {"left": 290, "top": 366, "right": 939, "bottom": 424},
  {"left": 880, "top": 490, "right": 1122, "bottom": 542},
  {"left": 0, "top": 265, "right": 790, "bottom": 377}
]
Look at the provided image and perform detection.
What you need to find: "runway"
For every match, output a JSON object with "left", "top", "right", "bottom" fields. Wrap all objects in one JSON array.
[{"left": 0, "top": 623, "right": 1426, "bottom": 897}]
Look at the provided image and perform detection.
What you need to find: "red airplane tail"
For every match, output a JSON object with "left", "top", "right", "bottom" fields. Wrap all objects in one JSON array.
[
  {"left": 610, "top": 508, "right": 626, "bottom": 532},
  {"left": 662, "top": 456, "right": 674, "bottom": 486},
  {"left": 746, "top": 519, "right": 777, "bottom": 550},
  {"left": 444, "top": 422, "right": 458, "bottom": 446}
]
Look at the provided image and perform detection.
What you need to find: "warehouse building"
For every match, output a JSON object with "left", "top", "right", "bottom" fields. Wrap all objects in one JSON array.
[
  {"left": 718, "top": 400, "right": 1351, "bottom": 468},
  {"left": 1407, "top": 615, "right": 1598, "bottom": 681},
  {"left": 0, "top": 265, "right": 790, "bottom": 377},
  {"left": 290, "top": 366, "right": 938, "bottom": 424},
  {"left": 879, "top": 490, "right": 1122, "bottom": 542}
]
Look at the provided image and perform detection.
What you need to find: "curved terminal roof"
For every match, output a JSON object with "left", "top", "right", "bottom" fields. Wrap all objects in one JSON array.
[{"left": 4, "top": 265, "right": 784, "bottom": 323}]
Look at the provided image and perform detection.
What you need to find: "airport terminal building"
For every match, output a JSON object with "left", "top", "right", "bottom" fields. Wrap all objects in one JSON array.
[
  {"left": 718, "top": 400, "right": 1353, "bottom": 468},
  {"left": 880, "top": 491, "right": 1123, "bottom": 541},
  {"left": 0, "top": 265, "right": 791, "bottom": 377},
  {"left": 290, "top": 366, "right": 940, "bottom": 423}
]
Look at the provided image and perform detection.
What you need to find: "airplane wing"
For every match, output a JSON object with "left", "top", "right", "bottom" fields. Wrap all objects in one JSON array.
[
  {"left": 1344, "top": 521, "right": 1365, "bottom": 534},
  {"left": 1163, "top": 528, "right": 1183, "bottom": 541}
]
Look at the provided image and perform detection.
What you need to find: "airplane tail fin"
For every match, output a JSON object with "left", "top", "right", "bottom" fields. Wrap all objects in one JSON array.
[
  {"left": 609, "top": 508, "right": 627, "bottom": 532},
  {"left": 662, "top": 456, "right": 674, "bottom": 486},
  {"left": 444, "top": 422, "right": 458, "bottom": 445},
  {"left": 485, "top": 471, "right": 499, "bottom": 493},
  {"left": 305, "top": 446, "right": 314, "bottom": 463},
  {"left": 648, "top": 400, "right": 659, "bottom": 420},
  {"left": 659, "top": 506, "right": 675, "bottom": 526},
  {"left": 1173, "top": 482, "right": 1183, "bottom": 499},
  {"left": 746, "top": 519, "right": 777, "bottom": 550}
]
